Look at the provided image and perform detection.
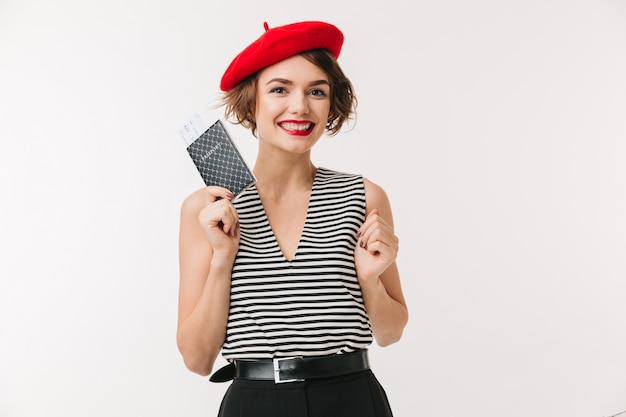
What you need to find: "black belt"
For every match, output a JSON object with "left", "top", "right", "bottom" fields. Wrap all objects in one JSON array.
[{"left": 209, "top": 350, "right": 370, "bottom": 384}]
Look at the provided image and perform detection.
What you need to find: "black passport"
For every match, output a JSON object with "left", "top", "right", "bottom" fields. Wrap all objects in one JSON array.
[{"left": 183, "top": 118, "right": 255, "bottom": 197}]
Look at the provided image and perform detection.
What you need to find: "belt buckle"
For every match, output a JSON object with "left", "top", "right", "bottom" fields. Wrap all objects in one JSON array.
[{"left": 273, "top": 356, "right": 304, "bottom": 384}]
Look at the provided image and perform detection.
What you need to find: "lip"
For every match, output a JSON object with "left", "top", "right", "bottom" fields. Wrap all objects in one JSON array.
[{"left": 278, "top": 120, "right": 315, "bottom": 136}]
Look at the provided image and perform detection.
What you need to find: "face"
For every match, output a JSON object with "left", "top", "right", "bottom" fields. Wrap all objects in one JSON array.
[{"left": 255, "top": 54, "right": 331, "bottom": 153}]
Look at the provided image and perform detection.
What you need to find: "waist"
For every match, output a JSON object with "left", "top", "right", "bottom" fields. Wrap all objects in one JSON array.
[{"left": 234, "top": 350, "right": 370, "bottom": 384}]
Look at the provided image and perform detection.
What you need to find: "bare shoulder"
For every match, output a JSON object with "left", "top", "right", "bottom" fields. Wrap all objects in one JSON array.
[
  {"left": 180, "top": 187, "right": 209, "bottom": 216},
  {"left": 362, "top": 177, "right": 392, "bottom": 211},
  {"left": 362, "top": 176, "right": 388, "bottom": 197}
]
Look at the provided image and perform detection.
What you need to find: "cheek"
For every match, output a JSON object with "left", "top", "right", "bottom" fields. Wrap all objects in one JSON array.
[
  {"left": 314, "top": 101, "right": 332, "bottom": 120},
  {"left": 256, "top": 97, "right": 281, "bottom": 120}
]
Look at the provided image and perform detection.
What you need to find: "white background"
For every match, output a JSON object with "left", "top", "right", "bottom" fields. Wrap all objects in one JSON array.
[{"left": 1, "top": 0, "right": 625, "bottom": 416}]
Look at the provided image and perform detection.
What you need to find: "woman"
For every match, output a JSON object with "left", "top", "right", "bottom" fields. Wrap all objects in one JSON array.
[{"left": 177, "top": 20, "right": 409, "bottom": 417}]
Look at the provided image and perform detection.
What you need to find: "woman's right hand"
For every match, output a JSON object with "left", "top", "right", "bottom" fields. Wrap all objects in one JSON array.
[{"left": 198, "top": 186, "right": 240, "bottom": 258}]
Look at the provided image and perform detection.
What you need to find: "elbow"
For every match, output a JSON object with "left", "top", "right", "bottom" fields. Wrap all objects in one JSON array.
[
  {"left": 176, "top": 334, "right": 218, "bottom": 376},
  {"left": 373, "top": 310, "right": 408, "bottom": 347},
  {"left": 374, "top": 329, "right": 404, "bottom": 347},
  {"left": 181, "top": 354, "right": 214, "bottom": 376},
  {"left": 178, "top": 343, "right": 217, "bottom": 376}
]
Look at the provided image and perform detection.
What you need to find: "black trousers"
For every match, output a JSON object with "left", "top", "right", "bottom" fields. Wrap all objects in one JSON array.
[{"left": 217, "top": 369, "right": 394, "bottom": 417}]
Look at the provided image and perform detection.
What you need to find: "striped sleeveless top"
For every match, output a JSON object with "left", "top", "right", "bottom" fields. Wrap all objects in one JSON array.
[{"left": 222, "top": 167, "right": 373, "bottom": 360}]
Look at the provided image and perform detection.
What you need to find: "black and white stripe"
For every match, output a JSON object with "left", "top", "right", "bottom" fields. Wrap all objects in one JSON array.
[{"left": 222, "top": 168, "right": 372, "bottom": 359}]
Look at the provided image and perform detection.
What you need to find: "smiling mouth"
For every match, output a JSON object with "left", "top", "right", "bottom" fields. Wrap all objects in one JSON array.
[{"left": 279, "top": 121, "right": 314, "bottom": 133}]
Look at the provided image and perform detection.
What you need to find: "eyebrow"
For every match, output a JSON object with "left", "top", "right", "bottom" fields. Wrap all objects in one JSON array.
[{"left": 265, "top": 78, "right": 330, "bottom": 87}]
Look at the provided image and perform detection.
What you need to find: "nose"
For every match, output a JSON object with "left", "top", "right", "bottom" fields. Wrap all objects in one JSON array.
[{"left": 288, "top": 91, "right": 309, "bottom": 115}]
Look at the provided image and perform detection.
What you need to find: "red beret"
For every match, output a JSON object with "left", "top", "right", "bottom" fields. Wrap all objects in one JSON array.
[{"left": 220, "top": 21, "right": 344, "bottom": 91}]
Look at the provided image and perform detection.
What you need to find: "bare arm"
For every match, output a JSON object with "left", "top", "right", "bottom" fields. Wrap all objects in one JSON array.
[
  {"left": 176, "top": 186, "right": 239, "bottom": 376},
  {"left": 355, "top": 178, "right": 409, "bottom": 346}
]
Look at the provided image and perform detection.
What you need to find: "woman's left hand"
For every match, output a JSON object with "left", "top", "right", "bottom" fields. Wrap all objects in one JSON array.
[{"left": 354, "top": 208, "right": 399, "bottom": 283}]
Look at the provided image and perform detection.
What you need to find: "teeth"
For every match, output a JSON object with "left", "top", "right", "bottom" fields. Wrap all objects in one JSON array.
[{"left": 281, "top": 122, "right": 311, "bottom": 131}]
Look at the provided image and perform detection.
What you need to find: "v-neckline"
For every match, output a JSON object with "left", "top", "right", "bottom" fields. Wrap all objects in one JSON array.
[{"left": 254, "top": 169, "right": 319, "bottom": 263}]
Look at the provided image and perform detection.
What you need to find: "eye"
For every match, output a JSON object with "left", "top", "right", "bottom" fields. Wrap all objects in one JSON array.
[
  {"left": 269, "top": 86, "right": 287, "bottom": 94},
  {"left": 309, "top": 88, "right": 328, "bottom": 97}
]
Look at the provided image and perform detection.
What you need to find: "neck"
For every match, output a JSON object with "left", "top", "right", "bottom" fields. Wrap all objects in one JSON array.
[{"left": 253, "top": 161, "right": 317, "bottom": 197}]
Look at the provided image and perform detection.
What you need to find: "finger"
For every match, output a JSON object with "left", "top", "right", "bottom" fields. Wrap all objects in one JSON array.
[
  {"left": 359, "top": 224, "right": 379, "bottom": 250},
  {"left": 362, "top": 208, "right": 380, "bottom": 227},
  {"left": 204, "top": 186, "right": 235, "bottom": 203},
  {"left": 361, "top": 233, "right": 398, "bottom": 261},
  {"left": 219, "top": 207, "right": 239, "bottom": 235},
  {"left": 221, "top": 215, "right": 239, "bottom": 236},
  {"left": 362, "top": 238, "right": 386, "bottom": 254},
  {"left": 361, "top": 224, "right": 399, "bottom": 252},
  {"left": 357, "top": 209, "right": 378, "bottom": 238},
  {"left": 358, "top": 212, "right": 391, "bottom": 246},
  {"left": 199, "top": 202, "right": 239, "bottom": 233},
  {"left": 358, "top": 209, "right": 393, "bottom": 237}
]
